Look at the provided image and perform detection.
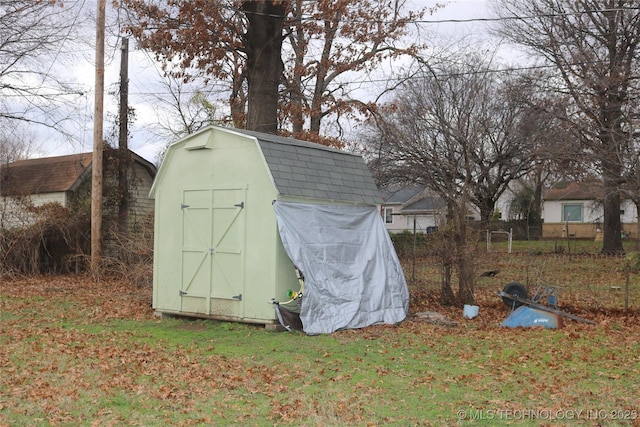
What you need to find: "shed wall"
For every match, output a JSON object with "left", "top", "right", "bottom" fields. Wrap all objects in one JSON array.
[{"left": 152, "top": 129, "right": 298, "bottom": 323}]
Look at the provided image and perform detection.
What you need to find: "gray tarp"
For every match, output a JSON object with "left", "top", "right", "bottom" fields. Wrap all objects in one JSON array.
[{"left": 273, "top": 201, "right": 409, "bottom": 334}]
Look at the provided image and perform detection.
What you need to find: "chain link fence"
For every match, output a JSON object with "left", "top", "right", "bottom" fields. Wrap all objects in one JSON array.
[{"left": 393, "top": 231, "right": 640, "bottom": 311}]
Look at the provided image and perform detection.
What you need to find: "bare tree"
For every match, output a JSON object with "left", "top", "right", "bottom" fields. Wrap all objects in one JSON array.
[
  {"left": 374, "top": 59, "right": 537, "bottom": 223},
  {"left": 0, "top": 126, "right": 40, "bottom": 166},
  {"left": 0, "top": 1, "right": 87, "bottom": 134},
  {"left": 141, "top": 75, "right": 230, "bottom": 148},
  {"left": 493, "top": 0, "right": 640, "bottom": 254},
  {"left": 505, "top": 70, "right": 588, "bottom": 238},
  {"left": 368, "top": 53, "right": 537, "bottom": 305}
]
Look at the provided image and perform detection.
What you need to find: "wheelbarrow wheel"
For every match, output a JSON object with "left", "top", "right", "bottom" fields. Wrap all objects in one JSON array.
[{"left": 501, "top": 282, "right": 527, "bottom": 308}]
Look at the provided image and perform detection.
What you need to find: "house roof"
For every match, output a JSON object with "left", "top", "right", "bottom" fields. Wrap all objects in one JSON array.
[
  {"left": 380, "top": 185, "right": 424, "bottom": 204},
  {"left": 403, "top": 195, "right": 447, "bottom": 212},
  {"left": 544, "top": 182, "right": 605, "bottom": 201},
  {"left": 380, "top": 184, "right": 446, "bottom": 212},
  {"left": 222, "top": 127, "right": 382, "bottom": 205},
  {"left": 1, "top": 153, "right": 92, "bottom": 196},
  {"left": 1, "top": 151, "right": 156, "bottom": 197}
]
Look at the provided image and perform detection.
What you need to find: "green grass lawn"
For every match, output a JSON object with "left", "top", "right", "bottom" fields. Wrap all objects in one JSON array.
[{"left": 1, "top": 274, "right": 639, "bottom": 426}]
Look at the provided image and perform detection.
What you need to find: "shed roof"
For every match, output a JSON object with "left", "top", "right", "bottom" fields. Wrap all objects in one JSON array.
[
  {"left": 186, "top": 126, "right": 382, "bottom": 205},
  {"left": 1, "top": 153, "right": 92, "bottom": 196}
]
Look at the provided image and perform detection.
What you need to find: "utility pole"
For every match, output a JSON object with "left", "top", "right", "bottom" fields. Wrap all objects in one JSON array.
[
  {"left": 118, "top": 36, "right": 130, "bottom": 235},
  {"left": 91, "top": 0, "right": 106, "bottom": 277}
]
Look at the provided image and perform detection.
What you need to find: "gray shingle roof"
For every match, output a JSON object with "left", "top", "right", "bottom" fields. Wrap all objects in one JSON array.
[
  {"left": 380, "top": 185, "right": 424, "bottom": 204},
  {"left": 403, "top": 196, "right": 446, "bottom": 212},
  {"left": 379, "top": 184, "right": 446, "bottom": 212},
  {"left": 232, "top": 129, "right": 382, "bottom": 205}
]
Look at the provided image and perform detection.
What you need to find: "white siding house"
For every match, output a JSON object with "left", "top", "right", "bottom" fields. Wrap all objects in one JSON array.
[
  {"left": 542, "top": 182, "right": 638, "bottom": 239},
  {"left": 380, "top": 185, "right": 447, "bottom": 233}
]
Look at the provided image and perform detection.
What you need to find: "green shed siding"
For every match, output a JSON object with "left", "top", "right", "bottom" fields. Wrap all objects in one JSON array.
[{"left": 152, "top": 128, "right": 298, "bottom": 324}]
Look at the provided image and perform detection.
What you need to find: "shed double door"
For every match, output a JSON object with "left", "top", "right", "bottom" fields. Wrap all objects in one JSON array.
[{"left": 179, "top": 187, "right": 246, "bottom": 317}]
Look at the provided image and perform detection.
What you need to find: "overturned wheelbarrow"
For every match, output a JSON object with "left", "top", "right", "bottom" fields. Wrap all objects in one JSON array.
[{"left": 498, "top": 282, "right": 595, "bottom": 328}]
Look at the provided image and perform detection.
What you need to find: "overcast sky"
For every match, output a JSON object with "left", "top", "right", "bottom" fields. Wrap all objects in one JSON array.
[{"left": 38, "top": 0, "right": 496, "bottom": 164}]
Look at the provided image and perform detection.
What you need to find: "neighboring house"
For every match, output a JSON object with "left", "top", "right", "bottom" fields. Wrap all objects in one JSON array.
[
  {"left": 380, "top": 185, "right": 448, "bottom": 233},
  {"left": 542, "top": 182, "right": 638, "bottom": 239},
  {"left": 380, "top": 183, "right": 527, "bottom": 234},
  {"left": 0, "top": 151, "right": 156, "bottom": 229}
]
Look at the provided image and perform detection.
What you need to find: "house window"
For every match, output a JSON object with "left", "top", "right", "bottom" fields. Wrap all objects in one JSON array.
[
  {"left": 383, "top": 207, "right": 393, "bottom": 224},
  {"left": 562, "top": 203, "right": 583, "bottom": 222}
]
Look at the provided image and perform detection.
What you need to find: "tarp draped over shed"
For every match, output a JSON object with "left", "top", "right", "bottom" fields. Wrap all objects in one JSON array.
[{"left": 274, "top": 201, "right": 409, "bottom": 334}]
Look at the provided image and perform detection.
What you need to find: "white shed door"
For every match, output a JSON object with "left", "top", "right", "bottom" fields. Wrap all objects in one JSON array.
[{"left": 180, "top": 187, "right": 246, "bottom": 317}]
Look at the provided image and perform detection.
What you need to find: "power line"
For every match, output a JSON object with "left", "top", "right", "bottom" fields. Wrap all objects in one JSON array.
[
  {"left": 233, "top": 5, "right": 640, "bottom": 26},
  {"left": 154, "top": 1, "right": 640, "bottom": 26},
  {"left": 412, "top": 7, "right": 640, "bottom": 25}
]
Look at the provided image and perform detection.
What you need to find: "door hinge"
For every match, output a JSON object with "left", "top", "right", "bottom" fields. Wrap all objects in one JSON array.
[
  {"left": 234, "top": 202, "right": 244, "bottom": 209},
  {"left": 179, "top": 290, "right": 187, "bottom": 296},
  {"left": 181, "top": 203, "right": 190, "bottom": 209},
  {"left": 232, "top": 294, "right": 242, "bottom": 301}
]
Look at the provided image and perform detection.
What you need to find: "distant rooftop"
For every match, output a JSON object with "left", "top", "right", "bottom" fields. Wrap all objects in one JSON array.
[
  {"left": 1, "top": 151, "right": 156, "bottom": 197},
  {"left": 380, "top": 184, "right": 446, "bottom": 212},
  {"left": 544, "top": 182, "right": 605, "bottom": 200},
  {"left": 1, "top": 153, "right": 92, "bottom": 196}
]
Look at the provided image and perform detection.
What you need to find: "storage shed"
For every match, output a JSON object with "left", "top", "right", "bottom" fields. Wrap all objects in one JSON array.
[{"left": 150, "top": 125, "right": 408, "bottom": 334}]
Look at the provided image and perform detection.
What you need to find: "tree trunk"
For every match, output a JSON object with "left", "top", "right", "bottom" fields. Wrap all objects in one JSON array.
[
  {"left": 530, "top": 173, "right": 543, "bottom": 240},
  {"left": 118, "top": 37, "right": 130, "bottom": 236},
  {"left": 478, "top": 199, "right": 495, "bottom": 228},
  {"left": 455, "top": 211, "right": 476, "bottom": 305},
  {"left": 309, "top": 10, "right": 339, "bottom": 134},
  {"left": 600, "top": 116, "right": 624, "bottom": 254},
  {"left": 289, "top": 0, "right": 305, "bottom": 134},
  {"left": 440, "top": 201, "right": 476, "bottom": 306},
  {"left": 440, "top": 257, "right": 456, "bottom": 306},
  {"left": 602, "top": 174, "right": 623, "bottom": 254},
  {"left": 633, "top": 200, "right": 640, "bottom": 251},
  {"left": 242, "top": 1, "right": 287, "bottom": 134},
  {"left": 229, "top": 75, "right": 247, "bottom": 129},
  {"left": 439, "top": 204, "right": 457, "bottom": 306}
]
